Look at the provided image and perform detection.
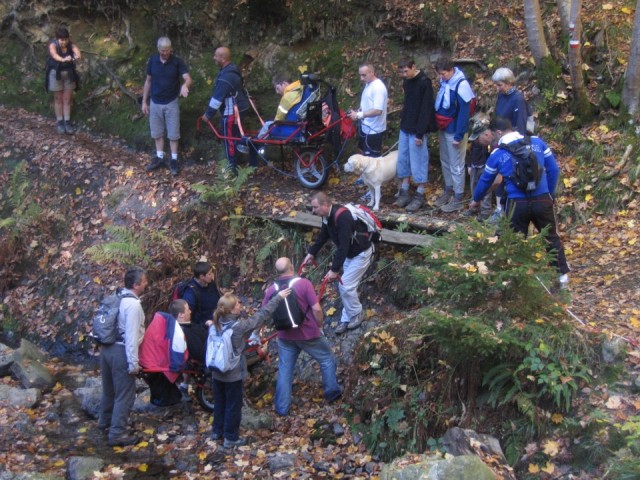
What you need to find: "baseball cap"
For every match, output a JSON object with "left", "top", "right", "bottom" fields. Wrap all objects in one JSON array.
[{"left": 468, "top": 114, "right": 490, "bottom": 141}]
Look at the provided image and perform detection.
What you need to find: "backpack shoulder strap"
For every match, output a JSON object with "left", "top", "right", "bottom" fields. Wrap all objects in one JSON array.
[{"left": 333, "top": 206, "right": 350, "bottom": 224}]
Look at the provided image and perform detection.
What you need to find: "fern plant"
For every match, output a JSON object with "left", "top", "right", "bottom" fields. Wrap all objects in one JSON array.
[
  {"left": 85, "top": 224, "right": 187, "bottom": 267},
  {"left": 190, "top": 161, "right": 255, "bottom": 203},
  {"left": 0, "top": 161, "right": 42, "bottom": 237}
]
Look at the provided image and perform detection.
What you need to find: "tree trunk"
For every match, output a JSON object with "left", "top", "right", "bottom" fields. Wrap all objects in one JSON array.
[
  {"left": 567, "top": 0, "right": 593, "bottom": 120},
  {"left": 556, "top": 0, "right": 571, "bottom": 37},
  {"left": 524, "top": 0, "right": 550, "bottom": 66},
  {"left": 622, "top": 0, "right": 640, "bottom": 116}
]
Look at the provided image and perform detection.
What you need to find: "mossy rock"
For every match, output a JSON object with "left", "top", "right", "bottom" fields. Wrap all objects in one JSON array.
[{"left": 380, "top": 453, "right": 496, "bottom": 480}]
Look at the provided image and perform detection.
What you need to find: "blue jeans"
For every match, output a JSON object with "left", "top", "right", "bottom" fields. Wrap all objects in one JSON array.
[
  {"left": 212, "top": 378, "right": 243, "bottom": 441},
  {"left": 275, "top": 337, "right": 342, "bottom": 416},
  {"left": 397, "top": 130, "right": 429, "bottom": 184}
]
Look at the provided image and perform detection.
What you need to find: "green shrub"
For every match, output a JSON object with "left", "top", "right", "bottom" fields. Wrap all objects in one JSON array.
[{"left": 346, "top": 218, "right": 595, "bottom": 461}]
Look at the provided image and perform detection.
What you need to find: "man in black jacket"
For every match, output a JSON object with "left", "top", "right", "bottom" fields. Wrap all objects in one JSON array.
[
  {"left": 201, "top": 46, "right": 253, "bottom": 174},
  {"left": 304, "top": 192, "right": 373, "bottom": 334},
  {"left": 394, "top": 59, "right": 436, "bottom": 212}
]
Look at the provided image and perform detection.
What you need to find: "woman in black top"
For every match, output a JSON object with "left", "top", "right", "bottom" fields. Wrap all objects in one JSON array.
[{"left": 46, "top": 27, "right": 81, "bottom": 134}]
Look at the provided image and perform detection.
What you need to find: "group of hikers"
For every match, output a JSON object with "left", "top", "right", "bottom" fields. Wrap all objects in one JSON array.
[
  {"left": 48, "top": 28, "right": 569, "bottom": 289},
  {"left": 51, "top": 27, "right": 573, "bottom": 447},
  {"left": 98, "top": 249, "right": 346, "bottom": 448}
]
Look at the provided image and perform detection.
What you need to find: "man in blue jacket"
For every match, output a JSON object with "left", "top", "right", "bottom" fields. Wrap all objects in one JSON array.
[
  {"left": 181, "top": 261, "right": 221, "bottom": 325},
  {"left": 468, "top": 117, "right": 570, "bottom": 288},
  {"left": 201, "top": 46, "right": 253, "bottom": 174},
  {"left": 434, "top": 57, "right": 475, "bottom": 212}
]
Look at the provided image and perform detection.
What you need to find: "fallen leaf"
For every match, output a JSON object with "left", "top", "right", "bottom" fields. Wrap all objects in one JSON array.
[
  {"left": 606, "top": 395, "right": 622, "bottom": 409},
  {"left": 543, "top": 439, "right": 559, "bottom": 456}
]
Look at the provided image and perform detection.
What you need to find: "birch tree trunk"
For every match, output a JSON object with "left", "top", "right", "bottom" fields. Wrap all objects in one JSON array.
[
  {"left": 622, "top": 0, "right": 640, "bottom": 116},
  {"left": 524, "top": 0, "right": 550, "bottom": 66},
  {"left": 567, "top": 0, "right": 593, "bottom": 119}
]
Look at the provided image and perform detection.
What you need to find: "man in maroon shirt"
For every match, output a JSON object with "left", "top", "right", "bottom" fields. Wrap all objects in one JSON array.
[{"left": 262, "top": 257, "right": 342, "bottom": 416}]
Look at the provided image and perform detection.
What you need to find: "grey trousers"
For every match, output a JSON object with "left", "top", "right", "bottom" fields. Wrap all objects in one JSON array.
[
  {"left": 339, "top": 246, "right": 373, "bottom": 323},
  {"left": 99, "top": 343, "right": 136, "bottom": 440},
  {"left": 438, "top": 131, "right": 468, "bottom": 195}
]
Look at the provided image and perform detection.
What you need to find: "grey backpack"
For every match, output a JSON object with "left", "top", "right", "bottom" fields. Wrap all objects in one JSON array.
[{"left": 91, "top": 290, "right": 136, "bottom": 344}]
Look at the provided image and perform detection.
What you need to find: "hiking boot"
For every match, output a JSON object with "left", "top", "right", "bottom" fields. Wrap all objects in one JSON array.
[
  {"left": 236, "top": 143, "right": 249, "bottom": 154},
  {"left": 108, "top": 434, "right": 139, "bottom": 447},
  {"left": 360, "top": 191, "right": 372, "bottom": 203},
  {"left": 56, "top": 121, "right": 66, "bottom": 135},
  {"left": 145, "top": 157, "right": 166, "bottom": 172},
  {"left": 169, "top": 159, "right": 179, "bottom": 176},
  {"left": 393, "top": 190, "right": 411, "bottom": 208},
  {"left": 462, "top": 206, "right": 479, "bottom": 217},
  {"left": 346, "top": 312, "right": 364, "bottom": 330},
  {"left": 326, "top": 391, "right": 343, "bottom": 403},
  {"left": 211, "top": 432, "right": 223, "bottom": 441},
  {"left": 223, "top": 437, "right": 247, "bottom": 448},
  {"left": 434, "top": 189, "right": 453, "bottom": 207},
  {"left": 440, "top": 195, "right": 466, "bottom": 213},
  {"left": 335, "top": 322, "right": 349, "bottom": 334},
  {"left": 64, "top": 121, "right": 75, "bottom": 135},
  {"left": 476, "top": 211, "right": 492, "bottom": 222},
  {"left": 405, "top": 194, "right": 425, "bottom": 213},
  {"left": 487, "top": 210, "right": 503, "bottom": 224}
]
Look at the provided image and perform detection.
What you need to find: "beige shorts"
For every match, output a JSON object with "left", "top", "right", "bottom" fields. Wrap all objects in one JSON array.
[{"left": 48, "top": 69, "right": 75, "bottom": 92}]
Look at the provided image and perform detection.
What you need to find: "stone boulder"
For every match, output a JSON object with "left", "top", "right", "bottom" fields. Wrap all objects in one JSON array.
[
  {"left": 10, "top": 355, "right": 55, "bottom": 390},
  {"left": 380, "top": 453, "right": 496, "bottom": 480},
  {"left": 267, "top": 453, "right": 296, "bottom": 472},
  {"left": 0, "top": 470, "right": 62, "bottom": 480},
  {"left": 0, "top": 343, "right": 14, "bottom": 377},
  {"left": 241, "top": 404, "right": 273, "bottom": 430},
  {"left": 443, "top": 427, "right": 506, "bottom": 459},
  {"left": 0, "top": 384, "right": 42, "bottom": 408},
  {"left": 443, "top": 427, "right": 515, "bottom": 480},
  {"left": 67, "top": 456, "right": 105, "bottom": 480},
  {"left": 17, "top": 339, "right": 48, "bottom": 363},
  {"left": 72, "top": 377, "right": 102, "bottom": 419}
]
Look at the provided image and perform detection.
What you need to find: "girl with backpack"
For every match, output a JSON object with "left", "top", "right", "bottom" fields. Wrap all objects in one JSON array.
[{"left": 210, "top": 288, "right": 291, "bottom": 448}]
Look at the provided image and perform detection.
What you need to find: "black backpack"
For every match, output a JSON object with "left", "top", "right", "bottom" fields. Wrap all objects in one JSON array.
[
  {"left": 270, "top": 277, "right": 306, "bottom": 331},
  {"left": 500, "top": 137, "right": 543, "bottom": 192}
]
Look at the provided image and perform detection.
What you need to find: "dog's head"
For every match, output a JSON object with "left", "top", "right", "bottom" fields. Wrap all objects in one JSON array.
[{"left": 344, "top": 154, "right": 368, "bottom": 174}]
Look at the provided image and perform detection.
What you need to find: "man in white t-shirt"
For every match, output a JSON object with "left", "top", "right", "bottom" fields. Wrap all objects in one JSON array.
[{"left": 348, "top": 63, "right": 388, "bottom": 157}]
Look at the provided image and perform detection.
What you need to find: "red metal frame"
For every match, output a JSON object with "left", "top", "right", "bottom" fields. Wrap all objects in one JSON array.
[{"left": 196, "top": 115, "right": 347, "bottom": 148}]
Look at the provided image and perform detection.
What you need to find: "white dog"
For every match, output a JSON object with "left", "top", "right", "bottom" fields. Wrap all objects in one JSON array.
[{"left": 344, "top": 150, "right": 398, "bottom": 211}]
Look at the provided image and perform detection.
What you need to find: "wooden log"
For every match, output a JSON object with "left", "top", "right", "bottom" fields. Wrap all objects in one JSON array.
[{"left": 268, "top": 211, "right": 434, "bottom": 247}]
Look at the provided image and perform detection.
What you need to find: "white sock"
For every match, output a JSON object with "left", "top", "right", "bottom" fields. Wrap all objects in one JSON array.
[
  {"left": 171, "top": 153, "right": 178, "bottom": 160},
  {"left": 156, "top": 151, "right": 164, "bottom": 159}
]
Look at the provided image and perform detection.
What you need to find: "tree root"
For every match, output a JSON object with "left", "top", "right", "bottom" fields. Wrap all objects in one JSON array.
[
  {"left": 603, "top": 144, "right": 633, "bottom": 180},
  {"left": 95, "top": 59, "right": 139, "bottom": 104}
]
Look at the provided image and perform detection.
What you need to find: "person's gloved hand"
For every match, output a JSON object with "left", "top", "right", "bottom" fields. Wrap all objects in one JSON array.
[{"left": 248, "top": 331, "right": 261, "bottom": 346}]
